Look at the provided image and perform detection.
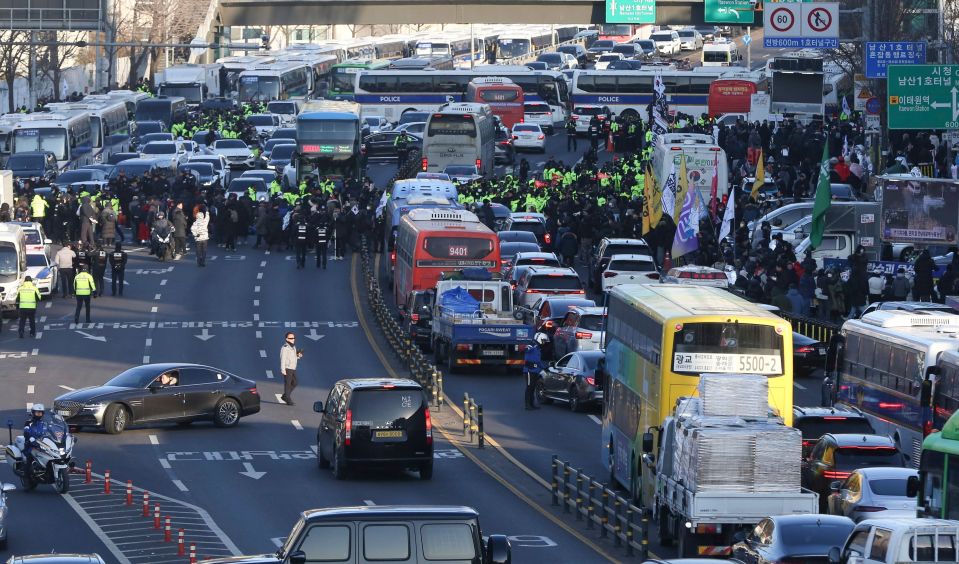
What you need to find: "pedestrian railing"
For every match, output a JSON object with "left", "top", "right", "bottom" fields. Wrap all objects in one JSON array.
[
  {"left": 462, "top": 393, "right": 484, "bottom": 448},
  {"left": 779, "top": 310, "right": 840, "bottom": 343},
  {"left": 551, "top": 455, "right": 649, "bottom": 559},
  {"left": 360, "top": 240, "right": 443, "bottom": 409}
]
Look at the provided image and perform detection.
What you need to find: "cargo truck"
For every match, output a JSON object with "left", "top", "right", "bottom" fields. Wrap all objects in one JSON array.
[{"left": 156, "top": 64, "right": 223, "bottom": 106}]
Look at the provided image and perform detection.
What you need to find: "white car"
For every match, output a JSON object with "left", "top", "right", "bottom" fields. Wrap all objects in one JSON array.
[
  {"left": 444, "top": 164, "right": 483, "bottom": 184},
  {"left": 0, "top": 482, "right": 13, "bottom": 549},
  {"left": 571, "top": 105, "right": 610, "bottom": 134},
  {"left": 551, "top": 305, "right": 606, "bottom": 357},
  {"left": 188, "top": 154, "right": 229, "bottom": 181},
  {"left": 10, "top": 221, "right": 52, "bottom": 258},
  {"left": 25, "top": 252, "right": 58, "bottom": 297},
  {"left": 594, "top": 53, "right": 623, "bottom": 71},
  {"left": 246, "top": 113, "right": 281, "bottom": 138},
  {"left": 139, "top": 141, "right": 189, "bottom": 170},
  {"left": 827, "top": 467, "right": 918, "bottom": 522},
  {"left": 511, "top": 124, "right": 546, "bottom": 152},
  {"left": 600, "top": 253, "right": 659, "bottom": 292},
  {"left": 364, "top": 115, "right": 393, "bottom": 135},
  {"left": 649, "top": 30, "right": 681, "bottom": 55},
  {"left": 677, "top": 29, "right": 704, "bottom": 51},
  {"left": 523, "top": 102, "right": 556, "bottom": 134},
  {"left": 210, "top": 139, "right": 254, "bottom": 169}
]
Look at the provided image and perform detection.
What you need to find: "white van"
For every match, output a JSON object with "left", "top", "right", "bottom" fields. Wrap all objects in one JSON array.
[
  {"left": 835, "top": 518, "right": 959, "bottom": 563},
  {"left": 701, "top": 40, "right": 740, "bottom": 66},
  {"left": 649, "top": 30, "right": 681, "bottom": 55},
  {"left": 0, "top": 223, "right": 27, "bottom": 313},
  {"left": 651, "top": 133, "right": 729, "bottom": 204}
]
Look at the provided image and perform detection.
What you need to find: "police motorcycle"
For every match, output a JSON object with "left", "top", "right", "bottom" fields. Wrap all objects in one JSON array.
[{"left": 4, "top": 404, "right": 76, "bottom": 494}]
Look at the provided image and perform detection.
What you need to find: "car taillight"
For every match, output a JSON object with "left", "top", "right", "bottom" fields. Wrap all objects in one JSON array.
[
  {"left": 603, "top": 272, "right": 617, "bottom": 278},
  {"left": 344, "top": 409, "right": 352, "bottom": 447},
  {"left": 456, "top": 344, "right": 472, "bottom": 351},
  {"left": 516, "top": 344, "right": 528, "bottom": 352},
  {"left": 823, "top": 470, "right": 850, "bottom": 480},
  {"left": 547, "top": 111, "right": 552, "bottom": 116},
  {"left": 411, "top": 313, "right": 420, "bottom": 323},
  {"left": 526, "top": 288, "right": 545, "bottom": 294},
  {"left": 247, "top": 386, "right": 258, "bottom": 395},
  {"left": 924, "top": 419, "right": 934, "bottom": 436},
  {"left": 796, "top": 346, "right": 815, "bottom": 353},
  {"left": 542, "top": 320, "right": 555, "bottom": 329},
  {"left": 571, "top": 115, "right": 579, "bottom": 120},
  {"left": 538, "top": 134, "right": 545, "bottom": 140},
  {"left": 585, "top": 376, "right": 595, "bottom": 386},
  {"left": 544, "top": 233, "right": 552, "bottom": 244},
  {"left": 390, "top": 251, "right": 396, "bottom": 264},
  {"left": 421, "top": 158, "right": 427, "bottom": 171},
  {"left": 513, "top": 135, "right": 518, "bottom": 140},
  {"left": 575, "top": 331, "right": 592, "bottom": 339},
  {"left": 425, "top": 407, "right": 433, "bottom": 446},
  {"left": 475, "top": 159, "right": 481, "bottom": 168}
]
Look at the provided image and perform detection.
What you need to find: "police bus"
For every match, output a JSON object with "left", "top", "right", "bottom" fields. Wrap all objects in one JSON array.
[
  {"left": 275, "top": 52, "right": 338, "bottom": 98},
  {"left": 495, "top": 28, "right": 558, "bottom": 61},
  {"left": 414, "top": 31, "right": 498, "bottom": 69},
  {"left": 238, "top": 62, "right": 312, "bottom": 103},
  {"left": 354, "top": 67, "right": 569, "bottom": 126},
  {"left": 45, "top": 100, "right": 130, "bottom": 162},
  {"left": 216, "top": 55, "right": 276, "bottom": 98},
  {"left": 294, "top": 100, "right": 363, "bottom": 186},
  {"left": 329, "top": 59, "right": 392, "bottom": 101},
  {"left": 421, "top": 103, "right": 496, "bottom": 178},
  {"left": 134, "top": 96, "right": 188, "bottom": 129},
  {"left": 11, "top": 112, "right": 93, "bottom": 171}
]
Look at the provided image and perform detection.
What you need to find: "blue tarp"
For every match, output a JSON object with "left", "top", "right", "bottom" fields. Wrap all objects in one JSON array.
[{"left": 440, "top": 286, "right": 480, "bottom": 315}]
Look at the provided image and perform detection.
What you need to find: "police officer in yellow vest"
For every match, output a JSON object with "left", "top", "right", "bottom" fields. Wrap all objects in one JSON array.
[
  {"left": 17, "top": 276, "right": 41, "bottom": 338},
  {"left": 30, "top": 194, "right": 48, "bottom": 223},
  {"left": 73, "top": 264, "right": 96, "bottom": 325}
]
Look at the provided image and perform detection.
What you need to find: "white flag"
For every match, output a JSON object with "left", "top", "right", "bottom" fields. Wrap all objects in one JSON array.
[
  {"left": 719, "top": 192, "right": 735, "bottom": 242},
  {"left": 841, "top": 95, "right": 851, "bottom": 117},
  {"left": 661, "top": 162, "right": 677, "bottom": 219}
]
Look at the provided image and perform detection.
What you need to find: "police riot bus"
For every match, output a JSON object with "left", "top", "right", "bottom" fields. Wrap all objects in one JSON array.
[
  {"left": 422, "top": 103, "right": 495, "bottom": 178},
  {"left": 216, "top": 55, "right": 276, "bottom": 98},
  {"left": 45, "top": 100, "right": 130, "bottom": 162},
  {"left": 11, "top": 112, "right": 93, "bottom": 171},
  {"left": 495, "top": 28, "right": 557, "bottom": 61},
  {"left": 294, "top": 100, "right": 363, "bottom": 187},
  {"left": 354, "top": 67, "right": 568, "bottom": 126},
  {"left": 275, "top": 52, "right": 338, "bottom": 99},
  {"left": 238, "top": 62, "right": 312, "bottom": 103},
  {"left": 134, "top": 96, "right": 188, "bottom": 129}
]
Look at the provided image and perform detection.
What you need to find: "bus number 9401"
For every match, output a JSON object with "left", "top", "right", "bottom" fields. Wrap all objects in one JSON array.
[{"left": 448, "top": 246, "right": 469, "bottom": 257}]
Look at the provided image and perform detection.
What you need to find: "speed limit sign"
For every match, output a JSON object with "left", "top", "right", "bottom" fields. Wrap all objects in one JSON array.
[{"left": 764, "top": 4, "right": 799, "bottom": 38}]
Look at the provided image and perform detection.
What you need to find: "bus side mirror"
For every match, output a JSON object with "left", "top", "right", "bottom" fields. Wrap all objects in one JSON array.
[
  {"left": 906, "top": 475, "right": 920, "bottom": 498},
  {"left": 922, "top": 367, "right": 939, "bottom": 406},
  {"left": 641, "top": 431, "right": 654, "bottom": 454},
  {"left": 827, "top": 547, "right": 841, "bottom": 564}
]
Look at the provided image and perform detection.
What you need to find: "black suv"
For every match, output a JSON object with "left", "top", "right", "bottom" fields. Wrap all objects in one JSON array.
[
  {"left": 587, "top": 237, "right": 651, "bottom": 290},
  {"left": 7, "top": 151, "right": 59, "bottom": 187},
  {"left": 802, "top": 433, "right": 908, "bottom": 512},
  {"left": 207, "top": 506, "right": 511, "bottom": 564},
  {"left": 315, "top": 378, "right": 433, "bottom": 480},
  {"left": 399, "top": 289, "right": 434, "bottom": 350},
  {"left": 793, "top": 406, "right": 875, "bottom": 457}
]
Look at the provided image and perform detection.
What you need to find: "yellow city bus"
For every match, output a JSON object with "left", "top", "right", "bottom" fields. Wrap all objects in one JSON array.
[{"left": 601, "top": 284, "right": 794, "bottom": 504}]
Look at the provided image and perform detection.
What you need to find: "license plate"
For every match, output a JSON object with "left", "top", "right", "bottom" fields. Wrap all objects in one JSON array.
[
  {"left": 374, "top": 430, "right": 403, "bottom": 438},
  {"left": 482, "top": 349, "right": 504, "bottom": 356},
  {"left": 818, "top": 347, "right": 826, "bottom": 354},
  {"left": 57, "top": 410, "right": 71, "bottom": 416}
]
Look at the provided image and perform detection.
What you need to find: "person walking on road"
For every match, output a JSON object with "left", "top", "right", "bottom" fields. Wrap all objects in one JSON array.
[
  {"left": 565, "top": 118, "right": 578, "bottom": 152},
  {"left": 279, "top": 332, "right": 303, "bottom": 406},
  {"left": 293, "top": 213, "right": 309, "bottom": 269},
  {"left": 73, "top": 264, "right": 95, "bottom": 324},
  {"left": 524, "top": 332, "right": 549, "bottom": 410},
  {"left": 191, "top": 205, "right": 210, "bottom": 267},
  {"left": 78, "top": 196, "right": 97, "bottom": 247},
  {"left": 91, "top": 244, "right": 108, "bottom": 297},
  {"left": 109, "top": 242, "right": 128, "bottom": 296},
  {"left": 313, "top": 214, "right": 329, "bottom": 270},
  {"left": 171, "top": 203, "right": 188, "bottom": 260},
  {"left": 55, "top": 243, "right": 76, "bottom": 298},
  {"left": 16, "top": 275, "right": 41, "bottom": 338}
]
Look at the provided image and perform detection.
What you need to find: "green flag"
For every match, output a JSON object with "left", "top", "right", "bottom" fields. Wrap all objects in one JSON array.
[{"left": 810, "top": 143, "right": 832, "bottom": 248}]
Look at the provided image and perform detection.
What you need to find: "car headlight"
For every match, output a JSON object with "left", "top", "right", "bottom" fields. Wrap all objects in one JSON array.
[{"left": 83, "top": 403, "right": 106, "bottom": 412}]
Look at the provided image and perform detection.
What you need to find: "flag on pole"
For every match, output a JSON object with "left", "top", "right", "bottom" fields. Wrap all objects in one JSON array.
[
  {"left": 841, "top": 95, "right": 851, "bottom": 118},
  {"left": 673, "top": 157, "right": 688, "bottom": 222},
  {"left": 842, "top": 135, "right": 849, "bottom": 158},
  {"left": 811, "top": 142, "right": 833, "bottom": 248},
  {"left": 709, "top": 153, "right": 719, "bottom": 220},
  {"left": 641, "top": 168, "right": 651, "bottom": 236},
  {"left": 651, "top": 72, "right": 670, "bottom": 149},
  {"left": 750, "top": 150, "right": 765, "bottom": 200},
  {"left": 672, "top": 184, "right": 699, "bottom": 259},
  {"left": 647, "top": 165, "right": 663, "bottom": 228},
  {"left": 718, "top": 190, "right": 735, "bottom": 242},
  {"left": 661, "top": 162, "right": 677, "bottom": 220}
]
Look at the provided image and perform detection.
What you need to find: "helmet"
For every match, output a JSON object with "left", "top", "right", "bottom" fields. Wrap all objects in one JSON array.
[
  {"left": 30, "top": 403, "right": 45, "bottom": 419},
  {"left": 534, "top": 332, "right": 549, "bottom": 345}
]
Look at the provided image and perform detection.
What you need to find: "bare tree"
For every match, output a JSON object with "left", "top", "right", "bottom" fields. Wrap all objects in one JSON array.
[
  {"left": 36, "top": 31, "right": 83, "bottom": 101},
  {"left": 0, "top": 30, "right": 30, "bottom": 112}
]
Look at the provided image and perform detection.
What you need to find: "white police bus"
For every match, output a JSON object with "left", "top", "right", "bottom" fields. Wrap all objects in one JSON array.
[
  {"left": 11, "top": 112, "right": 93, "bottom": 171},
  {"left": 422, "top": 102, "right": 495, "bottom": 178},
  {"left": 45, "top": 100, "right": 130, "bottom": 163},
  {"left": 237, "top": 61, "right": 312, "bottom": 103}
]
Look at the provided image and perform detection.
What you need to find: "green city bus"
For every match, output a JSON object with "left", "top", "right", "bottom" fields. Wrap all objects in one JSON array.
[
  {"left": 918, "top": 409, "right": 959, "bottom": 520},
  {"left": 328, "top": 59, "right": 392, "bottom": 101}
]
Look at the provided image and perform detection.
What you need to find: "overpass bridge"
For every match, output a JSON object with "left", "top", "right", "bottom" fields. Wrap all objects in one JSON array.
[{"left": 214, "top": 0, "right": 744, "bottom": 26}]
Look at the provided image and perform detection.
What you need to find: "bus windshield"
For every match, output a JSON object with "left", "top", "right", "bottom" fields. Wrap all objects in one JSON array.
[
  {"left": 331, "top": 67, "right": 360, "bottom": 94},
  {"left": 15, "top": 128, "right": 67, "bottom": 160},
  {"left": 428, "top": 115, "right": 476, "bottom": 137},
  {"left": 497, "top": 39, "right": 530, "bottom": 59},
  {"left": 704, "top": 50, "right": 731, "bottom": 63},
  {"left": 158, "top": 84, "right": 202, "bottom": 103},
  {"left": 672, "top": 322, "right": 784, "bottom": 375},
  {"left": 239, "top": 76, "right": 280, "bottom": 101},
  {"left": 298, "top": 120, "right": 357, "bottom": 144}
]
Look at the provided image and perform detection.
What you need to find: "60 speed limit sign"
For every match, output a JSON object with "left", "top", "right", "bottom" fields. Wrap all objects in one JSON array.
[{"left": 769, "top": 6, "right": 796, "bottom": 34}]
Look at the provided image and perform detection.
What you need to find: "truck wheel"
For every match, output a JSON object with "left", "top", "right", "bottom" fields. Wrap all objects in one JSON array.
[
  {"left": 446, "top": 349, "right": 458, "bottom": 374},
  {"left": 657, "top": 510, "right": 674, "bottom": 546}
]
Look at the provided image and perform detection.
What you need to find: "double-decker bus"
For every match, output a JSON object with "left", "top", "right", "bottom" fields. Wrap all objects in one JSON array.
[
  {"left": 329, "top": 59, "right": 392, "bottom": 101},
  {"left": 570, "top": 67, "right": 757, "bottom": 122},
  {"left": 12, "top": 112, "right": 94, "bottom": 171},
  {"left": 238, "top": 62, "right": 312, "bottom": 103},
  {"left": 294, "top": 100, "right": 363, "bottom": 186},
  {"left": 354, "top": 67, "right": 569, "bottom": 125},
  {"left": 393, "top": 208, "right": 499, "bottom": 306},
  {"left": 46, "top": 100, "right": 130, "bottom": 162},
  {"left": 832, "top": 311, "right": 959, "bottom": 468},
  {"left": 602, "top": 284, "right": 794, "bottom": 504},
  {"left": 422, "top": 102, "right": 496, "bottom": 177},
  {"left": 466, "top": 77, "right": 525, "bottom": 128}
]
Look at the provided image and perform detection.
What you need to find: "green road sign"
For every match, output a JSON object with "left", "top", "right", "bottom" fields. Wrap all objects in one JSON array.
[
  {"left": 605, "top": 0, "right": 656, "bottom": 23},
  {"left": 704, "top": 0, "right": 755, "bottom": 24},
  {"left": 888, "top": 65, "right": 959, "bottom": 130}
]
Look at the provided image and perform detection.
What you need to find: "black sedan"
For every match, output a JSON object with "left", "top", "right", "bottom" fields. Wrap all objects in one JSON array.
[
  {"left": 53, "top": 363, "right": 260, "bottom": 434},
  {"left": 363, "top": 131, "right": 423, "bottom": 160},
  {"left": 731, "top": 514, "right": 854, "bottom": 564},
  {"left": 535, "top": 350, "right": 605, "bottom": 412},
  {"left": 793, "top": 331, "right": 827, "bottom": 377}
]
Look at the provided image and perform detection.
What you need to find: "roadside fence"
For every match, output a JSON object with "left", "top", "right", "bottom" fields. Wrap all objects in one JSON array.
[
  {"left": 779, "top": 310, "right": 840, "bottom": 343},
  {"left": 551, "top": 455, "right": 649, "bottom": 559},
  {"left": 463, "top": 393, "right": 484, "bottom": 448}
]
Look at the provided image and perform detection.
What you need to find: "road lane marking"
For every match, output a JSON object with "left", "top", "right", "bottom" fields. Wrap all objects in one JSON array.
[
  {"left": 265, "top": 250, "right": 270, "bottom": 255},
  {"left": 39, "top": 316, "right": 46, "bottom": 322},
  {"left": 45, "top": 301, "right": 52, "bottom": 309},
  {"left": 172, "top": 480, "right": 188, "bottom": 492},
  {"left": 255, "top": 331, "right": 262, "bottom": 339},
  {"left": 363, "top": 499, "right": 376, "bottom": 506},
  {"left": 149, "top": 434, "right": 159, "bottom": 445},
  {"left": 27, "top": 385, "right": 34, "bottom": 394},
  {"left": 143, "top": 355, "right": 150, "bottom": 363},
  {"left": 260, "top": 261, "right": 267, "bottom": 267},
  {"left": 151, "top": 306, "right": 158, "bottom": 313},
  {"left": 275, "top": 393, "right": 285, "bottom": 404},
  {"left": 254, "top": 285, "right": 261, "bottom": 293},
  {"left": 28, "top": 366, "right": 36, "bottom": 374},
  {"left": 265, "top": 370, "right": 274, "bottom": 379},
  {"left": 795, "top": 382, "right": 807, "bottom": 390},
  {"left": 31, "top": 348, "right": 38, "bottom": 356},
  {"left": 588, "top": 415, "right": 601, "bottom": 425},
  {"left": 145, "top": 338, "right": 152, "bottom": 347},
  {"left": 253, "top": 313, "right": 260, "bottom": 321},
  {"left": 160, "top": 279, "right": 167, "bottom": 286},
  {"left": 159, "top": 458, "right": 172, "bottom": 469},
  {"left": 291, "top": 420, "right": 303, "bottom": 430},
  {"left": 60, "top": 385, "right": 75, "bottom": 391},
  {"left": 257, "top": 272, "right": 263, "bottom": 280},
  {"left": 253, "top": 300, "right": 260, "bottom": 306},
  {"left": 154, "top": 293, "right": 161, "bottom": 300},
  {"left": 35, "top": 332, "right": 42, "bottom": 339},
  {"left": 61, "top": 493, "right": 133, "bottom": 564},
  {"left": 259, "top": 350, "right": 267, "bottom": 358}
]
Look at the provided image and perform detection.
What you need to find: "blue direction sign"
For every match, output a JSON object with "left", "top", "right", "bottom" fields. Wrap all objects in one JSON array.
[
  {"left": 865, "top": 42, "right": 927, "bottom": 79},
  {"left": 605, "top": 0, "right": 656, "bottom": 23}
]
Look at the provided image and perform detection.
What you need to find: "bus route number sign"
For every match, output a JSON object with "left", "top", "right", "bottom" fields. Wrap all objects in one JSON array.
[
  {"left": 448, "top": 246, "right": 470, "bottom": 257},
  {"left": 673, "top": 352, "right": 782, "bottom": 375}
]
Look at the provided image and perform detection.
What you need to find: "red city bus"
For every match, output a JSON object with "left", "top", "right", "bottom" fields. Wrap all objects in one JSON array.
[
  {"left": 393, "top": 208, "right": 501, "bottom": 305},
  {"left": 465, "top": 77, "right": 525, "bottom": 129},
  {"left": 707, "top": 77, "right": 766, "bottom": 117}
]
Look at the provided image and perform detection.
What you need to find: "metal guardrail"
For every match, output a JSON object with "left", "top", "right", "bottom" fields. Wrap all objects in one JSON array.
[
  {"left": 360, "top": 240, "right": 443, "bottom": 409},
  {"left": 463, "top": 393, "right": 484, "bottom": 448},
  {"left": 779, "top": 310, "right": 840, "bottom": 343},
  {"left": 551, "top": 456, "right": 649, "bottom": 559}
]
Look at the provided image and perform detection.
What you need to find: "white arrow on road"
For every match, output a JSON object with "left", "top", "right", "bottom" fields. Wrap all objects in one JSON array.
[
  {"left": 304, "top": 329, "right": 325, "bottom": 341},
  {"left": 239, "top": 462, "right": 266, "bottom": 480},
  {"left": 195, "top": 328, "right": 215, "bottom": 341},
  {"left": 74, "top": 330, "right": 106, "bottom": 342}
]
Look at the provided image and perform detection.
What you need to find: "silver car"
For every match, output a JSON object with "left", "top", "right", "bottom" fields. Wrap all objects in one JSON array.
[
  {"left": 0, "top": 482, "right": 14, "bottom": 549},
  {"left": 827, "top": 467, "right": 918, "bottom": 522}
]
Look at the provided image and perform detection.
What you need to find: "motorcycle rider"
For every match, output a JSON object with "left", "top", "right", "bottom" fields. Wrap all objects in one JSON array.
[
  {"left": 23, "top": 403, "right": 48, "bottom": 472},
  {"left": 524, "top": 333, "right": 549, "bottom": 410},
  {"left": 151, "top": 212, "right": 173, "bottom": 260}
]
